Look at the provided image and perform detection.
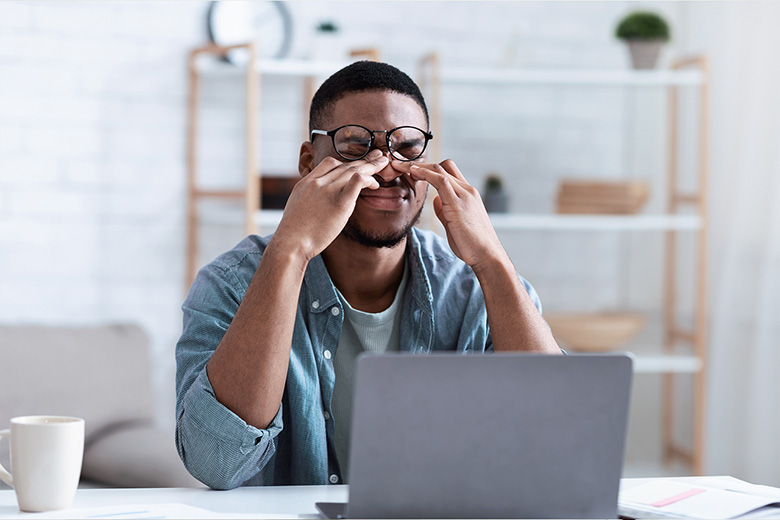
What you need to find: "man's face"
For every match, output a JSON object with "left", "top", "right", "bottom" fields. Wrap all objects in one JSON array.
[{"left": 310, "top": 90, "right": 429, "bottom": 249}]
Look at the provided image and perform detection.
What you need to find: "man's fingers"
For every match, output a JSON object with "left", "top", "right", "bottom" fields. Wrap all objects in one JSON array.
[
  {"left": 341, "top": 168, "right": 380, "bottom": 201},
  {"left": 406, "top": 163, "right": 462, "bottom": 203},
  {"left": 439, "top": 159, "right": 467, "bottom": 182},
  {"left": 393, "top": 159, "right": 469, "bottom": 191},
  {"left": 311, "top": 149, "right": 388, "bottom": 179}
]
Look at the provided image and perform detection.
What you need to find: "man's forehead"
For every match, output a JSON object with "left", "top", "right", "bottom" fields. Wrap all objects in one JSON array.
[{"left": 327, "top": 89, "right": 427, "bottom": 126}]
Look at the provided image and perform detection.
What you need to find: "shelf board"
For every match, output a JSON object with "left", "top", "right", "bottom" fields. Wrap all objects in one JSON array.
[
  {"left": 489, "top": 214, "right": 702, "bottom": 231},
  {"left": 196, "top": 58, "right": 354, "bottom": 77},
  {"left": 549, "top": 347, "right": 701, "bottom": 374},
  {"left": 632, "top": 354, "right": 702, "bottom": 374},
  {"left": 196, "top": 59, "right": 704, "bottom": 87},
  {"left": 439, "top": 67, "right": 705, "bottom": 87},
  {"left": 201, "top": 211, "right": 705, "bottom": 232},
  {"left": 254, "top": 209, "right": 285, "bottom": 227},
  {"left": 197, "top": 208, "right": 283, "bottom": 227}
]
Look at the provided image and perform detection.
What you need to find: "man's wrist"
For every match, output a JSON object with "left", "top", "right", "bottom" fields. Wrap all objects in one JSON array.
[
  {"left": 263, "top": 237, "right": 311, "bottom": 275},
  {"left": 470, "top": 249, "right": 515, "bottom": 280}
]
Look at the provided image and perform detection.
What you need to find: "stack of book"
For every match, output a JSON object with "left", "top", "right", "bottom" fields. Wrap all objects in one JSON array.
[{"left": 556, "top": 180, "right": 650, "bottom": 215}]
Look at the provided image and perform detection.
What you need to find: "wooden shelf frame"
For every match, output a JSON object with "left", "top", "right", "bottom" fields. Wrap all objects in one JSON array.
[
  {"left": 418, "top": 54, "right": 710, "bottom": 475},
  {"left": 186, "top": 43, "right": 260, "bottom": 288},
  {"left": 662, "top": 55, "right": 710, "bottom": 476}
]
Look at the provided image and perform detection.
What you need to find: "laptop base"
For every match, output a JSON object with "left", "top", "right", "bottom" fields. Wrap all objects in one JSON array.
[{"left": 315, "top": 501, "right": 348, "bottom": 519}]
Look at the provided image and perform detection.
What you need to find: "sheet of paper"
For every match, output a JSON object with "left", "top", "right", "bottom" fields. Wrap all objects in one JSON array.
[
  {"left": 22, "top": 503, "right": 300, "bottom": 519},
  {"left": 696, "top": 476, "right": 780, "bottom": 500},
  {"left": 621, "top": 480, "right": 780, "bottom": 519}
]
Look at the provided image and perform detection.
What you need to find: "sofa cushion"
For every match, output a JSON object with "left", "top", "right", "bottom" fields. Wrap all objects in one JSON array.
[
  {"left": 81, "top": 423, "right": 204, "bottom": 488},
  {"left": 0, "top": 324, "right": 155, "bottom": 488}
]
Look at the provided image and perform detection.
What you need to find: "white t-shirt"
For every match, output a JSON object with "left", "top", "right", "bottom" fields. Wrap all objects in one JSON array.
[{"left": 331, "top": 262, "right": 409, "bottom": 482}]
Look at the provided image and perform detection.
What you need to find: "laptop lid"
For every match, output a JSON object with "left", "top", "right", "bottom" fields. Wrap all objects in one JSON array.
[{"left": 342, "top": 352, "right": 633, "bottom": 519}]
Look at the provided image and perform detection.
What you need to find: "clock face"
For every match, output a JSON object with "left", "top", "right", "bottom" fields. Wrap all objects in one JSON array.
[{"left": 207, "top": 1, "right": 293, "bottom": 65}]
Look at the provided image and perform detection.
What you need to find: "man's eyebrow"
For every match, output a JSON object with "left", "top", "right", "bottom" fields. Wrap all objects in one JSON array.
[{"left": 394, "top": 137, "right": 425, "bottom": 146}]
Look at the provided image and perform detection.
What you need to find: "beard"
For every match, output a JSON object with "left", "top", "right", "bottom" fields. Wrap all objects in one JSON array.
[{"left": 341, "top": 203, "right": 425, "bottom": 249}]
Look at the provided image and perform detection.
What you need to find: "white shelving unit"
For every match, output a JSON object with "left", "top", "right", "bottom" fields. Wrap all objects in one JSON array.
[
  {"left": 195, "top": 57, "right": 362, "bottom": 77},
  {"left": 185, "top": 45, "right": 709, "bottom": 474}
]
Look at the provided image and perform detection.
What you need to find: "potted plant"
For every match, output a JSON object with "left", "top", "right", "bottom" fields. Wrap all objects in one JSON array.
[
  {"left": 482, "top": 174, "right": 509, "bottom": 213},
  {"left": 615, "top": 11, "right": 671, "bottom": 70}
]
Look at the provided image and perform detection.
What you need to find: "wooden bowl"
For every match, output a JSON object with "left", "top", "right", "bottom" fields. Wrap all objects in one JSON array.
[{"left": 544, "top": 313, "right": 646, "bottom": 352}]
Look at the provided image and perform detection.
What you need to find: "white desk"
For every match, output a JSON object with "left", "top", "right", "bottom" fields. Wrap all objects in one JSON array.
[
  {"left": 3, "top": 478, "right": 777, "bottom": 519},
  {"left": 0, "top": 485, "right": 348, "bottom": 518}
]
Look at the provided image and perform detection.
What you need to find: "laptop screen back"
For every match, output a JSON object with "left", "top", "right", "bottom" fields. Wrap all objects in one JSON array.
[{"left": 346, "top": 353, "right": 633, "bottom": 519}]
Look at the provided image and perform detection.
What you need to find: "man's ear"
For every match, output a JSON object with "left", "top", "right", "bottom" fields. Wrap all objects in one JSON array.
[{"left": 298, "top": 141, "right": 316, "bottom": 178}]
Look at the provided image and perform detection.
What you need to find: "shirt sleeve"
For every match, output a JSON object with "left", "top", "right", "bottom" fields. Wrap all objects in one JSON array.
[{"left": 175, "top": 263, "right": 283, "bottom": 489}]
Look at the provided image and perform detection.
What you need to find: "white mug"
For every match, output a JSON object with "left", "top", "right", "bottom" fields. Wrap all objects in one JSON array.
[{"left": 0, "top": 416, "right": 84, "bottom": 512}]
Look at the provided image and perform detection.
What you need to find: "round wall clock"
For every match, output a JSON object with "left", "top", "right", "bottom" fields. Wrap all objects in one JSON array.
[{"left": 207, "top": 1, "right": 293, "bottom": 65}]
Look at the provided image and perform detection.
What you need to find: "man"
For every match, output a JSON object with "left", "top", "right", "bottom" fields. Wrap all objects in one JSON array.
[{"left": 175, "top": 61, "right": 561, "bottom": 490}]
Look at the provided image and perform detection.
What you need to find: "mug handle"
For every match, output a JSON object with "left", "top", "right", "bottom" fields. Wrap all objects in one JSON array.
[{"left": 0, "top": 429, "right": 12, "bottom": 488}]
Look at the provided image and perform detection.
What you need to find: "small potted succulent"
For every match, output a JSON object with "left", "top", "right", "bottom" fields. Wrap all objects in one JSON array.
[
  {"left": 615, "top": 11, "right": 671, "bottom": 69},
  {"left": 482, "top": 174, "right": 509, "bottom": 213},
  {"left": 316, "top": 20, "right": 339, "bottom": 34}
]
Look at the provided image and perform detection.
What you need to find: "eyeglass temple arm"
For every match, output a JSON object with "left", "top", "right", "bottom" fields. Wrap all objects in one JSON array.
[{"left": 310, "top": 129, "right": 329, "bottom": 142}]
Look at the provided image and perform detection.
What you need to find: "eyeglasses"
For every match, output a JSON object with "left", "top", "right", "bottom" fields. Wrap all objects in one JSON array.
[{"left": 310, "top": 125, "right": 433, "bottom": 162}]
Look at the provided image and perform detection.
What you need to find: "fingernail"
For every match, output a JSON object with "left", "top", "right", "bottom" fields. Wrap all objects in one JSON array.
[
  {"left": 410, "top": 164, "right": 420, "bottom": 170},
  {"left": 368, "top": 149, "right": 382, "bottom": 158}
]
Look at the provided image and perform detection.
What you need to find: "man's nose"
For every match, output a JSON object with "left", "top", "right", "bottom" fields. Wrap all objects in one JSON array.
[
  {"left": 370, "top": 151, "right": 404, "bottom": 186},
  {"left": 369, "top": 132, "right": 391, "bottom": 155}
]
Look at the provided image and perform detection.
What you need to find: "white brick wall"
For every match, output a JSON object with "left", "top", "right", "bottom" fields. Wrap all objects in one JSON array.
[{"left": 0, "top": 1, "right": 687, "bottom": 450}]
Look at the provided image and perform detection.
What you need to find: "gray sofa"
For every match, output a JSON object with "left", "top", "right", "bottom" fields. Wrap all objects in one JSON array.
[{"left": 0, "top": 324, "right": 202, "bottom": 488}]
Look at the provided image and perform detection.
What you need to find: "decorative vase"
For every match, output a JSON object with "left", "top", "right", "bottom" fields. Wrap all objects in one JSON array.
[{"left": 626, "top": 40, "right": 664, "bottom": 69}]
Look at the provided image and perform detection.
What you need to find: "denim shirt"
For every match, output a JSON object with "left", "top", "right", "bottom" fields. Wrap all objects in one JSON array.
[{"left": 175, "top": 227, "right": 543, "bottom": 490}]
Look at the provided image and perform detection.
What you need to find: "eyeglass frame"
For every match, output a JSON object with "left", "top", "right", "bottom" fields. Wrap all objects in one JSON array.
[{"left": 310, "top": 124, "right": 434, "bottom": 162}]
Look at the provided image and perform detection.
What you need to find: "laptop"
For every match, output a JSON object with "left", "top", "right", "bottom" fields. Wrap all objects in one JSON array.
[{"left": 316, "top": 352, "right": 633, "bottom": 519}]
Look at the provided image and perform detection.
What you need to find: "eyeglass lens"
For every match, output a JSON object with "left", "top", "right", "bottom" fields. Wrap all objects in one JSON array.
[{"left": 333, "top": 126, "right": 427, "bottom": 161}]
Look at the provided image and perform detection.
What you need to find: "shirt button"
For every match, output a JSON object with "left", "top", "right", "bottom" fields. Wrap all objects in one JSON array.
[
  {"left": 323, "top": 411, "right": 330, "bottom": 420},
  {"left": 331, "top": 307, "right": 340, "bottom": 316},
  {"left": 329, "top": 474, "right": 339, "bottom": 484},
  {"left": 312, "top": 300, "right": 320, "bottom": 309},
  {"left": 323, "top": 350, "right": 332, "bottom": 360}
]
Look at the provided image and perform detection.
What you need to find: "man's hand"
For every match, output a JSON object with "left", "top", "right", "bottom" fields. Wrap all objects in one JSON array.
[
  {"left": 272, "top": 150, "right": 388, "bottom": 262},
  {"left": 393, "top": 159, "right": 508, "bottom": 274},
  {"left": 395, "top": 158, "right": 561, "bottom": 354}
]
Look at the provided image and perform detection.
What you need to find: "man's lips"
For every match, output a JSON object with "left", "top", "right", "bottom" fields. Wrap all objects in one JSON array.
[{"left": 358, "top": 187, "right": 409, "bottom": 210}]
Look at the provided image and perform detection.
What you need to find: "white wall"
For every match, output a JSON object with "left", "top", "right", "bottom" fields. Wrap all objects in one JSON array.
[
  {"left": 1, "top": 0, "right": 699, "bottom": 475},
  {"left": 0, "top": 1, "right": 207, "bottom": 426}
]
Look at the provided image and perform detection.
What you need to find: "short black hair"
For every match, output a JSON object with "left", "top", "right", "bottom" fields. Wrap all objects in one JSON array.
[{"left": 309, "top": 61, "right": 429, "bottom": 134}]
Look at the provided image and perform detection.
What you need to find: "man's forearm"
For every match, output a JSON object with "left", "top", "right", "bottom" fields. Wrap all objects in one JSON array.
[
  {"left": 473, "top": 254, "right": 562, "bottom": 354},
  {"left": 206, "top": 240, "right": 309, "bottom": 429}
]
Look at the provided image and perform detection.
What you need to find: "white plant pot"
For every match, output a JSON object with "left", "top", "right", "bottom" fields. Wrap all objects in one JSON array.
[
  {"left": 483, "top": 191, "right": 509, "bottom": 213},
  {"left": 310, "top": 33, "right": 348, "bottom": 63},
  {"left": 626, "top": 40, "right": 664, "bottom": 70}
]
